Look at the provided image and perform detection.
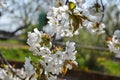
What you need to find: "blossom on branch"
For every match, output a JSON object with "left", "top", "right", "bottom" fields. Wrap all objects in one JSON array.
[
  {"left": 0, "top": 0, "right": 108, "bottom": 80},
  {"left": 27, "top": 28, "right": 52, "bottom": 56},
  {"left": 86, "top": 22, "right": 105, "bottom": 34},
  {"left": 107, "top": 30, "right": 120, "bottom": 58}
]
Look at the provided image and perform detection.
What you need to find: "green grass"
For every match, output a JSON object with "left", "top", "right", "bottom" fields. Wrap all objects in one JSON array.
[
  {"left": 102, "top": 60, "right": 120, "bottom": 76},
  {"left": 0, "top": 48, "right": 38, "bottom": 62},
  {"left": 76, "top": 55, "right": 120, "bottom": 76},
  {"left": 0, "top": 39, "right": 20, "bottom": 44}
]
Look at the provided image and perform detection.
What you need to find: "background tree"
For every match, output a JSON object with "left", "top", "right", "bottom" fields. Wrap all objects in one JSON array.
[
  {"left": 0, "top": 0, "right": 52, "bottom": 40},
  {"left": 104, "top": 0, "right": 120, "bottom": 36}
]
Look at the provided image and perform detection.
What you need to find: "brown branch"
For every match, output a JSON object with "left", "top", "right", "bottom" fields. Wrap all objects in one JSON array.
[
  {"left": 65, "top": 0, "right": 69, "bottom": 5},
  {"left": 0, "top": 22, "right": 31, "bottom": 38},
  {"left": 0, "top": 35, "right": 25, "bottom": 41},
  {"left": 76, "top": 44, "right": 109, "bottom": 51},
  {"left": 0, "top": 30, "right": 12, "bottom": 35},
  {"left": 51, "top": 41, "right": 109, "bottom": 51},
  {"left": 11, "top": 23, "right": 31, "bottom": 36},
  {"left": 0, "top": 52, "right": 25, "bottom": 80},
  {"left": 100, "top": 0, "right": 105, "bottom": 23}
]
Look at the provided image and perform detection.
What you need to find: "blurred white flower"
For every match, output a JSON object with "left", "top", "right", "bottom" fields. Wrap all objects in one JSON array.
[
  {"left": 69, "top": 0, "right": 76, "bottom": 3},
  {"left": 46, "top": 5, "right": 79, "bottom": 37},
  {"left": 39, "top": 47, "right": 51, "bottom": 57},
  {"left": 108, "top": 30, "right": 120, "bottom": 58},
  {"left": 39, "top": 51, "right": 64, "bottom": 75},
  {"left": 108, "top": 41, "right": 120, "bottom": 54},
  {"left": 86, "top": 22, "right": 105, "bottom": 34},
  {"left": 64, "top": 41, "right": 77, "bottom": 60},
  {"left": 39, "top": 41, "right": 77, "bottom": 75},
  {"left": 112, "top": 30, "right": 120, "bottom": 44},
  {"left": 27, "top": 28, "right": 52, "bottom": 56},
  {"left": 48, "top": 75, "right": 57, "bottom": 80},
  {"left": 24, "top": 57, "right": 35, "bottom": 77},
  {"left": 0, "top": 68, "right": 26, "bottom": 80},
  {"left": 0, "top": 68, "right": 13, "bottom": 80}
]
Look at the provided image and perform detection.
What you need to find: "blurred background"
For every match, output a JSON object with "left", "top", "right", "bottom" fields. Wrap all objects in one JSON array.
[{"left": 0, "top": 0, "right": 120, "bottom": 77}]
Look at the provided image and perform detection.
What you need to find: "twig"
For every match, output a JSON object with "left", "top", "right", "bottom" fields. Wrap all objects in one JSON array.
[
  {"left": 0, "top": 52, "right": 25, "bottom": 80},
  {"left": 65, "top": 0, "right": 69, "bottom": 5},
  {"left": 96, "top": 0, "right": 98, "bottom": 3},
  {"left": 51, "top": 42, "right": 109, "bottom": 51},
  {"left": 100, "top": 0, "right": 105, "bottom": 22},
  {"left": 76, "top": 44, "right": 109, "bottom": 51}
]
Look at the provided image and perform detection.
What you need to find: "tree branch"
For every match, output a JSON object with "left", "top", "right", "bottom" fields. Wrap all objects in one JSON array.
[
  {"left": 11, "top": 22, "right": 31, "bottom": 36},
  {"left": 0, "top": 52, "right": 25, "bottom": 80},
  {"left": 100, "top": 0, "right": 105, "bottom": 22},
  {"left": 65, "top": 0, "right": 69, "bottom": 5}
]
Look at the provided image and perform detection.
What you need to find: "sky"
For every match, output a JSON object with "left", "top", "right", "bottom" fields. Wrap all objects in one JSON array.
[
  {"left": 0, "top": 0, "right": 17, "bottom": 31},
  {"left": 0, "top": 15, "right": 15, "bottom": 31},
  {"left": 0, "top": 0, "right": 40, "bottom": 32}
]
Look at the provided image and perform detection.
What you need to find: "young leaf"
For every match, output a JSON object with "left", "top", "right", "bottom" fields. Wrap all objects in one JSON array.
[
  {"left": 70, "top": 14, "right": 82, "bottom": 32},
  {"left": 67, "top": 60, "right": 77, "bottom": 69},
  {"left": 68, "top": 2, "right": 76, "bottom": 11},
  {"left": 62, "top": 66, "right": 68, "bottom": 76}
]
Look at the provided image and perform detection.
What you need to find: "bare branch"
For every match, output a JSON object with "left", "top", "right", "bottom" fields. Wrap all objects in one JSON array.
[
  {"left": 100, "top": 0, "right": 105, "bottom": 22},
  {"left": 65, "top": 0, "right": 69, "bottom": 5},
  {"left": 11, "top": 22, "right": 31, "bottom": 36},
  {"left": 0, "top": 22, "right": 31, "bottom": 40},
  {"left": 0, "top": 52, "right": 25, "bottom": 80}
]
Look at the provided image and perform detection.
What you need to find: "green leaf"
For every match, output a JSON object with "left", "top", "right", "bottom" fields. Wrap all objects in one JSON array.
[
  {"left": 70, "top": 14, "right": 82, "bottom": 32},
  {"left": 68, "top": 2, "right": 76, "bottom": 11}
]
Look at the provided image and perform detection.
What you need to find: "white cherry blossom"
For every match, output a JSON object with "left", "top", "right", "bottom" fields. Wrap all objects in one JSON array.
[
  {"left": 27, "top": 28, "right": 52, "bottom": 56},
  {"left": 108, "top": 30, "right": 120, "bottom": 58},
  {"left": 48, "top": 75, "right": 57, "bottom": 80},
  {"left": 86, "top": 22, "right": 105, "bottom": 34}
]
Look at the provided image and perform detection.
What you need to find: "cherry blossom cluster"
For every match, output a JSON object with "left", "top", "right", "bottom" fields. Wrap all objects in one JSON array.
[
  {"left": 27, "top": 0, "right": 106, "bottom": 79},
  {"left": 107, "top": 30, "right": 120, "bottom": 58},
  {"left": 0, "top": 66, "right": 30, "bottom": 80},
  {"left": 1, "top": 0, "right": 119, "bottom": 80},
  {"left": 0, "top": 0, "right": 106, "bottom": 80},
  {"left": 26, "top": 28, "right": 77, "bottom": 79},
  {"left": 25, "top": 0, "right": 106, "bottom": 79},
  {"left": 0, "top": 68, "right": 20, "bottom": 80},
  {"left": 43, "top": 0, "right": 106, "bottom": 38}
]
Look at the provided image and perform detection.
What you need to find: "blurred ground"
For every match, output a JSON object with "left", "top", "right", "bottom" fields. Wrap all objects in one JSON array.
[{"left": 0, "top": 41, "right": 28, "bottom": 49}]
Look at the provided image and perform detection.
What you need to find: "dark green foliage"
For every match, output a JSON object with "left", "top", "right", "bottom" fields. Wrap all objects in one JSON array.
[{"left": 38, "top": 12, "right": 48, "bottom": 30}]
